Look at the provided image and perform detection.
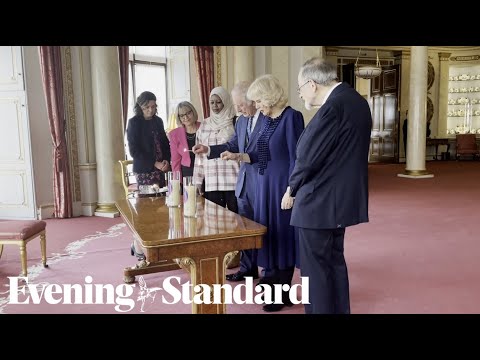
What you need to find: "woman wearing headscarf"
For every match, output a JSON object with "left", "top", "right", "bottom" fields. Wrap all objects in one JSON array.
[{"left": 193, "top": 86, "right": 239, "bottom": 212}]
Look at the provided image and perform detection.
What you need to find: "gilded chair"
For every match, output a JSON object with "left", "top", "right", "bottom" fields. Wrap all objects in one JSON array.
[
  {"left": 118, "top": 160, "right": 138, "bottom": 198},
  {"left": 456, "top": 134, "right": 480, "bottom": 160},
  {"left": 0, "top": 220, "right": 48, "bottom": 278}
]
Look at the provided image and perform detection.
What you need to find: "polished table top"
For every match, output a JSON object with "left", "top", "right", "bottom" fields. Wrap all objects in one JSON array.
[{"left": 116, "top": 196, "right": 267, "bottom": 250}]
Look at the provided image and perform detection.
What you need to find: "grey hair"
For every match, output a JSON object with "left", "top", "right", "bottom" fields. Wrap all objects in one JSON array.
[
  {"left": 231, "top": 81, "right": 253, "bottom": 106},
  {"left": 175, "top": 101, "right": 198, "bottom": 127},
  {"left": 299, "top": 57, "right": 338, "bottom": 86},
  {"left": 246, "top": 74, "right": 288, "bottom": 108}
]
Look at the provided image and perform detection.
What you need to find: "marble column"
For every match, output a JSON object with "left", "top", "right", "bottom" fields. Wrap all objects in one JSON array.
[
  {"left": 398, "top": 46, "right": 434, "bottom": 179},
  {"left": 437, "top": 52, "right": 451, "bottom": 138},
  {"left": 233, "top": 46, "right": 254, "bottom": 85},
  {"left": 70, "top": 46, "right": 98, "bottom": 217},
  {"left": 90, "top": 46, "right": 125, "bottom": 217}
]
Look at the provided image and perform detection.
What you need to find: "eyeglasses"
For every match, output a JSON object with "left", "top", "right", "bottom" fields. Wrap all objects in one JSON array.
[
  {"left": 179, "top": 110, "right": 193, "bottom": 120},
  {"left": 297, "top": 80, "right": 310, "bottom": 93}
]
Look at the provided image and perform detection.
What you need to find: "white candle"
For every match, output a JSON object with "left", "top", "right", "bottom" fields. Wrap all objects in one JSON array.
[
  {"left": 183, "top": 185, "right": 196, "bottom": 217},
  {"left": 169, "top": 179, "right": 181, "bottom": 207}
]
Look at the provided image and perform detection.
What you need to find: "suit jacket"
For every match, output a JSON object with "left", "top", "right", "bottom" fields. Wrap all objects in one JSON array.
[
  {"left": 289, "top": 82, "right": 372, "bottom": 229},
  {"left": 169, "top": 122, "right": 201, "bottom": 174},
  {"left": 209, "top": 113, "right": 265, "bottom": 199}
]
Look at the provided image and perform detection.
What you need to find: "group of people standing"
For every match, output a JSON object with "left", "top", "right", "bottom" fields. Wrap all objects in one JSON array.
[{"left": 126, "top": 57, "right": 373, "bottom": 314}]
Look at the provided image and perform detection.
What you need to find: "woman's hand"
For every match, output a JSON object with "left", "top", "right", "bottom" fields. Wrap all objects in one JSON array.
[
  {"left": 281, "top": 186, "right": 295, "bottom": 210},
  {"left": 155, "top": 160, "right": 170, "bottom": 172}
]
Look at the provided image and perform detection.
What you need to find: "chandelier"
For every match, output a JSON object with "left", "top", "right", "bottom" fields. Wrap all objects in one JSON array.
[{"left": 355, "top": 48, "right": 382, "bottom": 79}]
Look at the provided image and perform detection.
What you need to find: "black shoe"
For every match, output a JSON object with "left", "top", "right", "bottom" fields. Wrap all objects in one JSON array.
[
  {"left": 226, "top": 270, "right": 259, "bottom": 282},
  {"left": 130, "top": 243, "right": 146, "bottom": 261},
  {"left": 262, "top": 293, "right": 293, "bottom": 312}
]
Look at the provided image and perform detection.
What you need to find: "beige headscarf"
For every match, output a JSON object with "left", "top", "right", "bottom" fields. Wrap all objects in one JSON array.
[{"left": 206, "top": 86, "right": 236, "bottom": 132}]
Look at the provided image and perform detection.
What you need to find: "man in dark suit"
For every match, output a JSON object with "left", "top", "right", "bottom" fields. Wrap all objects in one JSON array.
[
  {"left": 193, "top": 81, "right": 265, "bottom": 281},
  {"left": 282, "top": 58, "right": 372, "bottom": 314}
]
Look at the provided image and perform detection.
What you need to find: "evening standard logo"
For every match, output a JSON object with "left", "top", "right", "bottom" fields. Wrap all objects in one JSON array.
[{"left": 7, "top": 275, "right": 309, "bottom": 312}]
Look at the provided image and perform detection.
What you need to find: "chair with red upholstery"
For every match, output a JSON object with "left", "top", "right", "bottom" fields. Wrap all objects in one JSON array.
[
  {"left": 456, "top": 134, "right": 480, "bottom": 160},
  {"left": 0, "top": 220, "right": 48, "bottom": 277}
]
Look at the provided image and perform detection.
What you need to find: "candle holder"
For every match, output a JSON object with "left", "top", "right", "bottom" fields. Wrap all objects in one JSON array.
[
  {"left": 183, "top": 176, "right": 196, "bottom": 217},
  {"left": 167, "top": 171, "right": 181, "bottom": 207}
]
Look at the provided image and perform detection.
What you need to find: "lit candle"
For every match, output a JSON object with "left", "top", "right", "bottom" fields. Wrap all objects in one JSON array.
[
  {"left": 170, "top": 180, "right": 180, "bottom": 206},
  {"left": 167, "top": 171, "right": 181, "bottom": 207},
  {"left": 183, "top": 176, "right": 196, "bottom": 217}
]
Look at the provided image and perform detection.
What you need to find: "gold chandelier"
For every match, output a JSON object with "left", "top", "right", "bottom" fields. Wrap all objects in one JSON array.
[{"left": 355, "top": 48, "right": 382, "bottom": 79}]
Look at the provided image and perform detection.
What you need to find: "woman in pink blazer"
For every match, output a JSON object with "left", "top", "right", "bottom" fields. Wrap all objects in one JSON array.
[{"left": 169, "top": 101, "right": 201, "bottom": 181}]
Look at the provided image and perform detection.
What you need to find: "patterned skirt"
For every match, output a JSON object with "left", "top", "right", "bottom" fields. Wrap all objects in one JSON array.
[{"left": 135, "top": 170, "right": 166, "bottom": 187}]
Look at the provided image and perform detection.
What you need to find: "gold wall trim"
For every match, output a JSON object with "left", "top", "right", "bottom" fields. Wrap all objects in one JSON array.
[
  {"left": 438, "top": 52, "right": 451, "bottom": 61},
  {"left": 82, "top": 202, "right": 98, "bottom": 206},
  {"left": 78, "top": 163, "right": 97, "bottom": 170},
  {"left": 214, "top": 46, "right": 222, "bottom": 87},
  {"left": 79, "top": 47, "right": 91, "bottom": 163},
  {"left": 450, "top": 55, "right": 480, "bottom": 62},
  {"left": 62, "top": 46, "right": 81, "bottom": 202}
]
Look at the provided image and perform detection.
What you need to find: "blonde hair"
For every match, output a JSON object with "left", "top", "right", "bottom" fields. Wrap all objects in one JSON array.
[
  {"left": 247, "top": 74, "right": 288, "bottom": 108},
  {"left": 175, "top": 101, "right": 198, "bottom": 127}
]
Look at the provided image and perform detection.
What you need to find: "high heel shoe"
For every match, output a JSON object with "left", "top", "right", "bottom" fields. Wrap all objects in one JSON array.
[{"left": 130, "top": 243, "right": 146, "bottom": 261}]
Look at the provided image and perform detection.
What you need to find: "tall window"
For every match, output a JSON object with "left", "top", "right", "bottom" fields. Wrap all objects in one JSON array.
[
  {"left": 125, "top": 46, "right": 168, "bottom": 159},
  {"left": 127, "top": 46, "right": 167, "bottom": 121}
]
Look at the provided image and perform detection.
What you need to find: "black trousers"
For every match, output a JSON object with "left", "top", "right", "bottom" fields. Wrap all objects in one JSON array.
[
  {"left": 203, "top": 190, "right": 238, "bottom": 213},
  {"left": 237, "top": 190, "right": 258, "bottom": 275},
  {"left": 298, "top": 227, "right": 350, "bottom": 314}
]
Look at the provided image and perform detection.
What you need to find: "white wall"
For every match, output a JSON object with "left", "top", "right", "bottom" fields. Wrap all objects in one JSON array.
[{"left": 23, "top": 46, "right": 54, "bottom": 218}]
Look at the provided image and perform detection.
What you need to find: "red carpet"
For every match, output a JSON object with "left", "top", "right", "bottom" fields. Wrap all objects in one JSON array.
[{"left": 1, "top": 161, "right": 480, "bottom": 314}]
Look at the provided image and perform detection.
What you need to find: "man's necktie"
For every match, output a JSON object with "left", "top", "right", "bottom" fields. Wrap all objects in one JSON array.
[{"left": 246, "top": 116, "right": 253, "bottom": 143}]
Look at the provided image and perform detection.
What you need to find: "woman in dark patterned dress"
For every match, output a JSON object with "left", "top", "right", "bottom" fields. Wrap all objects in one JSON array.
[{"left": 126, "top": 91, "right": 171, "bottom": 259}]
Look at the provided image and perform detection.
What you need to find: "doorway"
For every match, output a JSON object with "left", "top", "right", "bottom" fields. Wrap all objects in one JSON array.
[{"left": 368, "top": 64, "right": 400, "bottom": 163}]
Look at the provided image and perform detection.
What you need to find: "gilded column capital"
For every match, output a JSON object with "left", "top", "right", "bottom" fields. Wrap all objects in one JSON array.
[
  {"left": 438, "top": 52, "right": 451, "bottom": 61},
  {"left": 325, "top": 48, "right": 338, "bottom": 56},
  {"left": 400, "top": 52, "right": 410, "bottom": 60}
]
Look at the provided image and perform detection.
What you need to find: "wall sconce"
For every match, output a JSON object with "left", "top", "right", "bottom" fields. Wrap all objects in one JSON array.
[{"left": 355, "top": 48, "right": 382, "bottom": 79}]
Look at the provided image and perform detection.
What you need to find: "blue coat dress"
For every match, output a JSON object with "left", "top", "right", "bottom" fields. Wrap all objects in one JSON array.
[{"left": 247, "top": 106, "right": 304, "bottom": 270}]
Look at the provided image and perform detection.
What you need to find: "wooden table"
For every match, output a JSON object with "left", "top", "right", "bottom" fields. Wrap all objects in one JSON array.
[
  {"left": 426, "top": 138, "right": 451, "bottom": 160},
  {"left": 116, "top": 196, "right": 266, "bottom": 314}
]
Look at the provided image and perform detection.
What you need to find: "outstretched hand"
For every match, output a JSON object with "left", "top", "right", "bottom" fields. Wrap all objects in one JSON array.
[
  {"left": 220, "top": 151, "right": 238, "bottom": 161},
  {"left": 192, "top": 144, "right": 208, "bottom": 155}
]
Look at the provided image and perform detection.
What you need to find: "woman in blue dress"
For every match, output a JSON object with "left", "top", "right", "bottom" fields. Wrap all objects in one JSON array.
[{"left": 222, "top": 75, "right": 304, "bottom": 312}]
